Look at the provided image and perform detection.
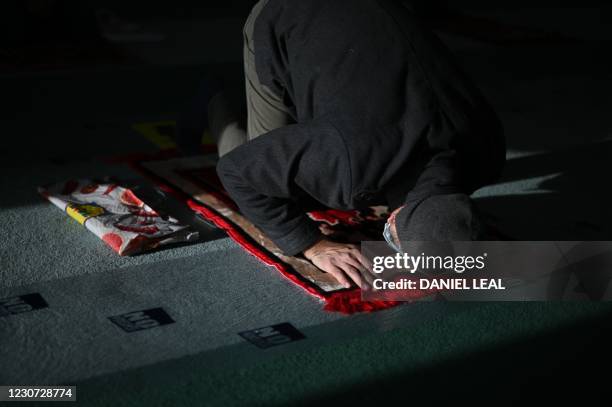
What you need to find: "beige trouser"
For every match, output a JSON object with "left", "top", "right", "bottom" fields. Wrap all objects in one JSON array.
[{"left": 209, "top": 0, "right": 293, "bottom": 157}]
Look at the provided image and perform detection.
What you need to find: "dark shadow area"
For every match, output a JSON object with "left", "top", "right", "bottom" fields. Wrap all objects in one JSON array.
[
  {"left": 295, "top": 306, "right": 612, "bottom": 405},
  {"left": 474, "top": 139, "right": 612, "bottom": 240},
  {"left": 0, "top": 0, "right": 253, "bottom": 73},
  {"left": 550, "top": 242, "right": 612, "bottom": 300}
]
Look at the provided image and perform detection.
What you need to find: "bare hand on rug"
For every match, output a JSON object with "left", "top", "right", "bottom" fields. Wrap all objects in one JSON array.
[{"left": 303, "top": 239, "right": 373, "bottom": 290}]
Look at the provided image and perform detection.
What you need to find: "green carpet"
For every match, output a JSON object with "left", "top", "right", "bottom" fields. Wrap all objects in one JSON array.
[{"left": 75, "top": 302, "right": 612, "bottom": 406}]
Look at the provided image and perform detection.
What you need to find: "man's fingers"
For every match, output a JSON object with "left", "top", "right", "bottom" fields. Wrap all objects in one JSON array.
[
  {"left": 344, "top": 256, "right": 367, "bottom": 273},
  {"left": 360, "top": 265, "right": 376, "bottom": 287},
  {"left": 326, "top": 265, "right": 352, "bottom": 289},
  {"left": 343, "top": 256, "right": 373, "bottom": 288},
  {"left": 339, "top": 263, "right": 365, "bottom": 289},
  {"left": 347, "top": 250, "right": 375, "bottom": 287},
  {"left": 350, "top": 251, "right": 373, "bottom": 273},
  {"left": 307, "top": 241, "right": 376, "bottom": 290}
]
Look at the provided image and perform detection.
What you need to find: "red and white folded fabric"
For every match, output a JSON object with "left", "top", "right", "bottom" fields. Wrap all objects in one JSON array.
[{"left": 38, "top": 179, "right": 198, "bottom": 256}]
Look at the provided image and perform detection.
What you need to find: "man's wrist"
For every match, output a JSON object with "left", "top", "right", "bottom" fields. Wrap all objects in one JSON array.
[
  {"left": 303, "top": 237, "right": 327, "bottom": 259},
  {"left": 273, "top": 221, "right": 323, "bottom": 257}
]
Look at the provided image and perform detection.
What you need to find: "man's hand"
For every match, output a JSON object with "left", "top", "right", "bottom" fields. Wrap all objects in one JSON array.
[{"left": 303, "top": 239, "right": 372, "bottom": 289}]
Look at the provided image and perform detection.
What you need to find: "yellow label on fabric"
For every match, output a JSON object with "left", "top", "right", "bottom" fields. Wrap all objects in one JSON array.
[
  {"left": 66, "top": 204, "right": 105, "bottom": 225},
  {"left": 132, "top": 121, "right": 214, "bottom": 150},
  {"left": 132, "top": 121, "right": 177, "bottom": 150}
]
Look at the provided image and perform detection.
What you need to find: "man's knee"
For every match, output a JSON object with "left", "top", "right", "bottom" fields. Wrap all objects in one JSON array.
[{"left": 395, "top": 193, "right": 486, "bottom": 242}]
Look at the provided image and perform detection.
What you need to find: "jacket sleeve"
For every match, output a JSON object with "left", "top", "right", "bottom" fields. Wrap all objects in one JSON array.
[{"left": 216, "top": 124, "right": 325, "bottom": 256}]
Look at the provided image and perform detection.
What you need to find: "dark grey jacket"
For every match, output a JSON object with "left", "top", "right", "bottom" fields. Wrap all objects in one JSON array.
[{"left": 217, "top": 0, "right": 505, "bottom": 256}]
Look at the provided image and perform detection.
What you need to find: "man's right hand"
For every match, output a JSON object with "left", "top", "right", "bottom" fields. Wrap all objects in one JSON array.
[{"left": 303, "top": 239, "right": 372, "bottom": 289}]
